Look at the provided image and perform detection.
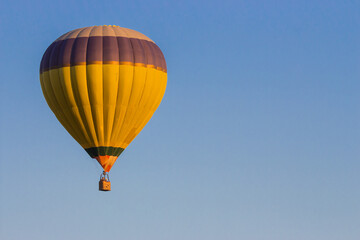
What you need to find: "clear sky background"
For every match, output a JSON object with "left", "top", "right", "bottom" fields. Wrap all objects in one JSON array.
[{"left": 0, "top": 0, "right": 359, "bottom": 239}]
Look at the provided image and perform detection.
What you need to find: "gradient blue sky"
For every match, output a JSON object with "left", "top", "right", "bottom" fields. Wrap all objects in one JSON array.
[{"left": 0, "top": 1, "right": 359, "bottom": 239}]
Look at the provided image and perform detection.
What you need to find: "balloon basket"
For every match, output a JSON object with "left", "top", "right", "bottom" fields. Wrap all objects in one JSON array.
[{"left": 99, "top": 171, "right": 111, "bottom": 191}]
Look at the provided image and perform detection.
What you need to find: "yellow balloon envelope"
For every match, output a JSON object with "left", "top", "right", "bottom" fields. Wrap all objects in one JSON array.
[{"left": 40, "top": 25, "right": 167, "bottom": 174}]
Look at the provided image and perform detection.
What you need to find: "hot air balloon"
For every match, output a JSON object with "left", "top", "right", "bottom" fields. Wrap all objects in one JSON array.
[{"left": 39, "top": 25, "right": 167, "bottom": 191}]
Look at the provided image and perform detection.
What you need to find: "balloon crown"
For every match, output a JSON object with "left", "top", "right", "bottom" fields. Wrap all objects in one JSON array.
[{"left": 102, "top": 25, "right": 120, "bottom": 27}]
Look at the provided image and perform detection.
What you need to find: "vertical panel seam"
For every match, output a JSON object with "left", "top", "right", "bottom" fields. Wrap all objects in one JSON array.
[
  {"left": 69, "top": 27, "right": 94, "bottom": 147},
  {"left": 47, "top": 41, "right": 83, "bottom": 143},
  {"left": 54, "top": 39, "right": 84, "bottom": 144},
  {"left": 86, "top": 26, "right": 100, "bottom": 146},
  {"left": 113, "top": 28, "right": 136, "bottom": 145},
  {"left": 107, "top": 26, "right": 120, "bottom": 147}
]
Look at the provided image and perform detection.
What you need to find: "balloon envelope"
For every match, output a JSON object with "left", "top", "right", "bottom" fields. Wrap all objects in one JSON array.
[{"left": 40, "top": 25, "right": 167, "bottom": 171}]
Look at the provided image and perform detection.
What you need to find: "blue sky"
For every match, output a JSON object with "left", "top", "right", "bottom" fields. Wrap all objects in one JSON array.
[{"left": 0, "top": 0, "right": 359, "bottom": 239}]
